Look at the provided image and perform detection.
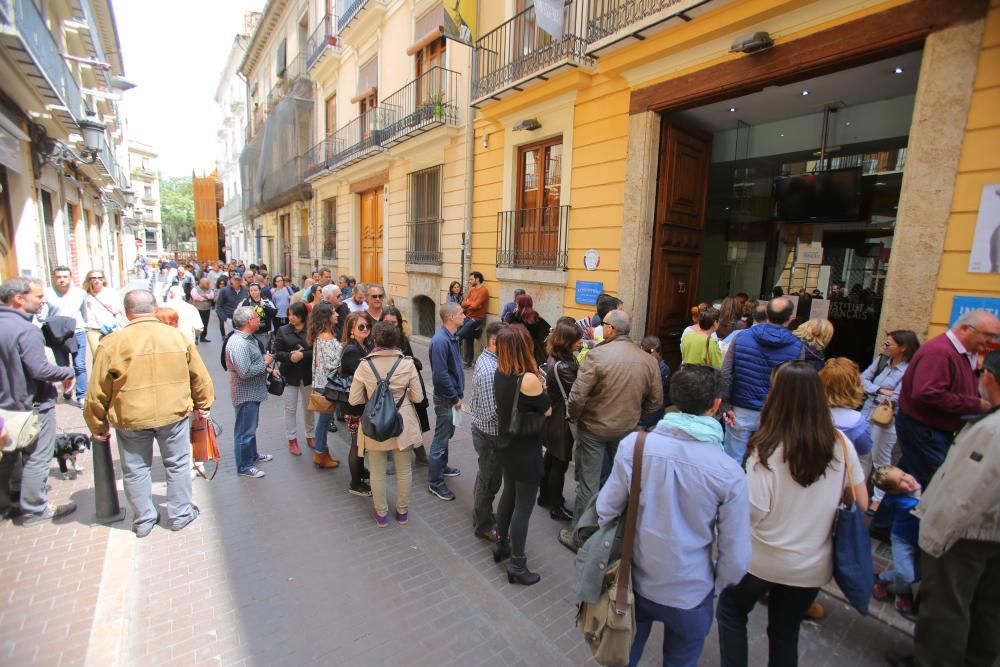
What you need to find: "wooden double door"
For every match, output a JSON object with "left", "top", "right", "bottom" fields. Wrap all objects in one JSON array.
[
  {"left": 360, "top": 188, "right": 383, "bottom": 285},
  {"left": 646, "top": 117, "right": 712, "bottom": 368}
]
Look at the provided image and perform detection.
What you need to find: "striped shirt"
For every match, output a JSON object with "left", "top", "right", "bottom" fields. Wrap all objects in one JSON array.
[
  {"left": 470, "top": 349, "right": 500, "bottom": 436},
  {"left": 226, "top": 331, "right": 267, "bottom": 406}
]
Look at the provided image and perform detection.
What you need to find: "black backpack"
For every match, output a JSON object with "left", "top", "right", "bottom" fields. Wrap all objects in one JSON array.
[{"left": 361, "top": 356, "right": 406, "bottom": 442}]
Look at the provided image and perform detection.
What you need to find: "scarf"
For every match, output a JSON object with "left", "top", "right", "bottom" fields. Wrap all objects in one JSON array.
[{"left": 659, "top": 412, "right": 724, "bottom": 449}]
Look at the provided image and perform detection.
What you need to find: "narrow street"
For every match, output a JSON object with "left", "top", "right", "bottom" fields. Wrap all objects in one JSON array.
[{"left": 0, "top": 292, "right": 913, "bottom": 667}]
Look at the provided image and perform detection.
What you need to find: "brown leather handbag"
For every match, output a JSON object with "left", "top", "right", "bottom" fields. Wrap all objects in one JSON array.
[{"left": 190, "top": 412, "right": 221, "bottom": 480}]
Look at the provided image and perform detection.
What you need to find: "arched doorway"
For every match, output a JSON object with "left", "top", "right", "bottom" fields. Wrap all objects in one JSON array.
[{"left": 412, "top": 294, "right": 437, "bottom": 338}]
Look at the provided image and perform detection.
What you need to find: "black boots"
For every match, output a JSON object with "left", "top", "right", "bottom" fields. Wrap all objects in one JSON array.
[
  {"left": 492, "top": 537, "right": 511, "bottom": 563},
  {"left": 507, "top": 556, "right": 540, "bottom": 586}
]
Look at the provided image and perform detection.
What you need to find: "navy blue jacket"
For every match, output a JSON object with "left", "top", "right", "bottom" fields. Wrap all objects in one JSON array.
[
  {"left": 215, "top": 285, "right": 248, "bottom": 320},
  {"left": 430, "top": 326, "right": 464, "bottom": 404},
  {"left": 0, "top": 307, "right": 74, "bottom": 411},
  {"left": 725, "top": 324, "right": 803, "bottom": 411}
]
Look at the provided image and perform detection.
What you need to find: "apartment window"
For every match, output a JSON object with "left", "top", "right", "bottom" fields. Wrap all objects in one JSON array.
[
  {"left": 416, "top": 37, "right": 446, "bottom": 105},
  {"left": 322, "top": 197, "right": 336, "bottom": 260},
  {"left": 143, "top": 185, "right": 152, "bottom": 199},
  {"left": 406, "top": 165, "right": 443, "bottom": 265},
  {"left": 325, "top": 94, "right": 336, "bottom": 136},
  {"left": 298, "top": 208, "right": 310, "bottom": 258},
  {"left": 276, "top": 39, "right": 287, "bottom": 77},
  {"left": 144, "top": 229, "right": 157, "bottom": 251},
  {"left": 356, "top": 57, "right": 378, "bottom": 116}
]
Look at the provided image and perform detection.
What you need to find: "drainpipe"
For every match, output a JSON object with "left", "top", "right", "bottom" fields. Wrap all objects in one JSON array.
[{"left": 461, "top": 32, "right": 476, "bottom": 294}]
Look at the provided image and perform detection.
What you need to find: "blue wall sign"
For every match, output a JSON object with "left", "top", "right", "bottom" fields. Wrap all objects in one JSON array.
[
  {"left": 950, "top": 296, "right": 1000, "bottom": 327},
  {"left": 575, "top": 281, "right": 603, "bottom": 306}
]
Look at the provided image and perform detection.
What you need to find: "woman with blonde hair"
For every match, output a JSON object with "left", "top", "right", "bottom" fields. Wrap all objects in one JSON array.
[
  {"left": 794, "top": 318, "right": 834, "bottom": 370},
  {"left": 82, "top": 269, "right": 124, "bottom": 360},
  {"left": 349, "top": 322, "right": 424, "bottom": 526},
  {"left": 818, "top": 357, "right": 874, "bottom": 458}
]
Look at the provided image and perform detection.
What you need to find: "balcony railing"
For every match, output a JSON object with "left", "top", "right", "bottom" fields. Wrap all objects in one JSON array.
[
  {"left": 586, "top": 0, "right": 706, "bottom": 47},
  {"left": 473, "top": 0, "right": 593, "bottom": 102},
  {"left": 496, "top": 206, "right": 570, "bottom": 270},
  {"left": 307, "top": 14, "right": 340, "bottom": 69},
  {"left": 267, "top": 53, "right": 307, "bottom": 112},
  {"left": 338, "top": 0, "right": 367, "bottom": 32},
  {"left": 380, "top": 67, "right": 460, "bottom": 147},
  {"left": 406, "top": 219, "right": 442, "bottom": 265},
  {"left": 326, "top": 106, "right": 391, "bottom": 171},
  {"left": 1, "top": 0, "right": 83, "bottom": 124},
  {"left": 297, "top": 234, "right": 310, "bottom": 258}
]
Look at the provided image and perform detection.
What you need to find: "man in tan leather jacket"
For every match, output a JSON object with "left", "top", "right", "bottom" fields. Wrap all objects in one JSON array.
[
  {"left": 84, "top": 289, "right": 214, "bottom": 538},
  {"left": 561, "top": 309, "right": 662, "bottom": 551}
]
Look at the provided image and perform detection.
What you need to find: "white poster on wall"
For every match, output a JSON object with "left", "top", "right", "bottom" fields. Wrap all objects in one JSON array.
[
  {"left": 810, "top": 299, "right": 830, "bottom": 320},
  {"left": 969, "top": 183, "right": 1000, "bottom": 273}
]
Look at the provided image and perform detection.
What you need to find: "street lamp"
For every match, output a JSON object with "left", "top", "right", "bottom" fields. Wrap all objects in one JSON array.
[{"left": 31, "top": 113, "right": 107, "bottom": 169}]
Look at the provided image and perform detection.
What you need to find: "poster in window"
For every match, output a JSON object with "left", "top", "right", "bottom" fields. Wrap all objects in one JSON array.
[
  {"left": 443, "top": 0, "right": 476, "bottom": 46},
  {"left": 968, "top": 183, "right": 1000, "bottom": 273}
]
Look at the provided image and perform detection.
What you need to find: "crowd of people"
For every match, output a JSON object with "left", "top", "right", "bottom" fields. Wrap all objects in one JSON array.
[{"left": 1, "top": 260, "right": 998, "bottom": 667}]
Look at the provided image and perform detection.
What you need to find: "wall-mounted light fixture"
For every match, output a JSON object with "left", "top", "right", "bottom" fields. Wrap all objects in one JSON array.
[
  {"left": 729, "top": 31, "right": 773, "bottom": 54},
  {"left": 30, "top": 113, "right": 106, "bottom": 174},
  {"left": 482, "top": 132, "right": 489, "bottom": 149},
  {"left": 512, "top": 118, "right": 541, "bottom": 132}
]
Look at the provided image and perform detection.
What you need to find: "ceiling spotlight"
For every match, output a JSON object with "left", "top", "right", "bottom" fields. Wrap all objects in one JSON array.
[
  {"left": 728, "top": 107, "right": 737, "bottom": 112},
  {"left": 780, "top": 133, "right": 785, "bottom": 137},
  {"left": 894, "top": 66, "right": 904, "bottom": 74},
  {"left": 845, "top": 121, "right": 851, "bottom": 126},
  {"left": 801, "top": 89, "right": 810, "bottom": 96}
]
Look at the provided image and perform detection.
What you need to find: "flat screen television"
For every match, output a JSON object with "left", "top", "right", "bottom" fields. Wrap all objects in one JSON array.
[{"left": 773, "top": 167, "right": 862, "bottom": 220}]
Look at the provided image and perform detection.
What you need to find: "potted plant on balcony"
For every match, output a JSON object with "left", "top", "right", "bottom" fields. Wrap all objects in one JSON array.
[{"left": 431, "top": 92, "right": 446, "bottom": 121}]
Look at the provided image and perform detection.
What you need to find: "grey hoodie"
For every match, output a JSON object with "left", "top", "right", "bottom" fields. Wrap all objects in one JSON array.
[{"left": 0, "top": 306, "right": 73, "bottom": 411}]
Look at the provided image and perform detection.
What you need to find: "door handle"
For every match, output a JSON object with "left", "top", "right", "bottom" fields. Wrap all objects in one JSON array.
[{"left": 676, "top": 281, "right": 687, "bottom": 294}]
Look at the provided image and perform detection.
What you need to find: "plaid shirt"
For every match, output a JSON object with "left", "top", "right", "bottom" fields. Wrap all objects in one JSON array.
[
  {"left": 470, "top": 349, "right": 500, "bottom": 436},
  {"left": 226, "top": 331, "right": 267, "bottom": 406}
]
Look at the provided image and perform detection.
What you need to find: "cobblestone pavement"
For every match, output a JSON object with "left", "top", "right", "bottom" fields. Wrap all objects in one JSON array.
[{"left": 1, "top": 301, "right": 915, "bottom": 666}]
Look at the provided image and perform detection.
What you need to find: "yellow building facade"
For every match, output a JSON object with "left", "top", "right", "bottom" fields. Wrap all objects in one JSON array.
[{"left": 470, "top": 0, "right": 997, "bottom": 366}]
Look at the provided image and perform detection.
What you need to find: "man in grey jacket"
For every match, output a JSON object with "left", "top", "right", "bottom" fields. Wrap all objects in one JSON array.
[{"left": 0, "top": 278, "right": 77, "bottom": 524}]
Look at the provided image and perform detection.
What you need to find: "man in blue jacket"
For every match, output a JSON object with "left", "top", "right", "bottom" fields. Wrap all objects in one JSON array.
[
  {"left": 720, "top": 296, "right": 803, "bottom": 463},
  {"left": 0, "top": 278, "right": 77, "bottom": 524},
  {"left": 428, "top": 302, "right": 465, "bottom": 501},
  {"left": 214, "top": 273, "right": 248, "bottom": 340}
]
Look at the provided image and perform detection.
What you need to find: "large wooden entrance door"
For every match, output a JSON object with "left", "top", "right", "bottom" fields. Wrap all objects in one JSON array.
[
  {"left": 647, "top": 117, "right": 711, "bottom": 368},
  {"left": 360, "top": 188, "right": 383, "bottom": 285},
  {"left": 280, "top": 213, "right": 292, "bottom": 277}
]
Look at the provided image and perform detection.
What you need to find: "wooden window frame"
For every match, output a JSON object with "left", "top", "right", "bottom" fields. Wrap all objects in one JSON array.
[
  {"left": 322, "top": 197, "right": 336, "bottom": 261},
  {"left": 515, "top": 135, "right": 563, "bottom": 212}
]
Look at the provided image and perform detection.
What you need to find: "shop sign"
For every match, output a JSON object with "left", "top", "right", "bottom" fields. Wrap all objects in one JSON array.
[
  {"left": 575, "top": 281, "right": 603, "bottom": 306},
  {"left": 797, "top": 244, "right": 824, "bottom": 264},
  {"left": 949, "top": 295, "right": 1000, "bottom": 327}
]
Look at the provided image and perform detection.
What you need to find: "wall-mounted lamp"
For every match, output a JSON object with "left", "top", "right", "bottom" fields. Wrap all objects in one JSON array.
[
  {"left": 729, "top": 31, "right": 773, "bottom": 54},
  {"left": 30, "top": 114, "right": 106, "bottom": 174},
  {"left": 512, "top": 118, "right": 541, "bottom": 132},
  {"left": 482, "top": 132, "right": 489, "bottom": 149}
]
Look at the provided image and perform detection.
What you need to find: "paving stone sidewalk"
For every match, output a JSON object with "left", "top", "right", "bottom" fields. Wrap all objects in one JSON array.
[{"left": 1, "top": 325, "right": 915, "bottom": 667}]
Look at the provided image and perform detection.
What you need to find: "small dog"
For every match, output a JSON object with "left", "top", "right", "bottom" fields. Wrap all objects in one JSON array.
[{"left": 53, "top": 433, "right": 91, "bottom": 480}]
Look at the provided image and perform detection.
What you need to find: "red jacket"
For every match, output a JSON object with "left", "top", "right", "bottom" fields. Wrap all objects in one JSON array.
[{"left": 899, "top": 333, "right": 981, "bottom": 433}]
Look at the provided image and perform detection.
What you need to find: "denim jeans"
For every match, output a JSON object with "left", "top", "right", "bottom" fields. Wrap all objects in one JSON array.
[
  {"left": 879, "top": 534, "right": 920, "bottom": 595},
  {"left": 234, "top": 401, "right": 261, "bottom": 473},
  {"left": 116, "top": 417, "right": 196, "bottom": 532},
  {"left": 52, "top": 330, "right": 88, "bottom": 400},
  {"left": 455, "top": 317, "right": 482, "bottom": 365},
  {"left": 571, "top": 427, "right": 624, "bottom": 537},
  {"left": 628, "top": 591, "right": 714, "bottom": 667},
  {"left": 428, "top": 393, "right": 454, "bottom": 486},
  {"left": 313, "top": 410, "right": 333, "bottom": 454},
  {"left": 896, "top": 412, "right": 953, "bottom": 489},
  {"left": 471, "top": 425, "right": 503, "bottom": 532},
  {"left": 723, "top": 407, "right": 760, "bottom": 465},
  {"left": 717, "top": 572, "right": 819, "bottom": 667}
]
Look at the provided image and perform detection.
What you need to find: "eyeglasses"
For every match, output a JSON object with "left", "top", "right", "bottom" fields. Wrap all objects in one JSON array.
[
  {"left": 968, "top": 324, "right": 1000, "bottom": 341},
  {"left": 881, "top": 340, "right": 897, "bottom": 348},
  {"left": 89, "top": 276, "right": 104, "bottom": 280},
  {"left": 356, "top": 323, "right": 370, "bottom": 331}
]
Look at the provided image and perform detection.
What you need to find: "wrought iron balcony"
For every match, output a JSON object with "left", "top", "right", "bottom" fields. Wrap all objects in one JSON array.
[
  {"left": 380, "top": 67, "right": 460, "bottom": 148},
  {"left": 0, "top": 0, "right": 83, "bottom": 130},
  {"left": 306, "top": 13, "right": 340, "bottom": 70},
  {"left": 267, "top": 53, "right": 308, "bottom": 112},
  {"left": 473, "top": 0, "right": 593, "bottom": 103},
  {"left": 406, "top": 218, "right": 442, "bottom": 265},
  {"left": 326, "top": 107, "right": 390, "bottom": 170},
  {"left": 586, "top": 0, "right": 714, "bottom": 52},
  {"left": 496, "top": 206, "right": 570, "bottom": 270}
]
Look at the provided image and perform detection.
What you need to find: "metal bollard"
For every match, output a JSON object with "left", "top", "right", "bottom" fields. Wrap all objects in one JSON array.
[{"left": 92, "top": 436, "right": 126, "bottom": 524}]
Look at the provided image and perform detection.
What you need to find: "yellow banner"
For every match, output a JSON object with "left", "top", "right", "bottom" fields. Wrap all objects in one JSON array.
[{"left": 443, "top": 0, "right": 476, "bottom": 46}]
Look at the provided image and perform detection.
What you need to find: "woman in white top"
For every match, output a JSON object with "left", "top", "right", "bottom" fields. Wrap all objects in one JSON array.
[
  {"left": 716, "top": 361, "right": 867, "bottom": 667},
  {"left": 859, "top": 329, "right": 919, "bottom": 509},
  {"left": 83, "top": 269, "right": 124, "bottom": 362},
  {"left": 307, "top": 301, "right": 342, "bottom": 470}
]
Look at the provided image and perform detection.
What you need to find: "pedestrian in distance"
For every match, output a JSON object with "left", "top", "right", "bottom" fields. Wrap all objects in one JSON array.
[
  {"left": 500, "top": 288, "right": 525, "bottom": 322},
  {"left": 540, "top": 321, "right": 582, "bottom": 522},
  {"left": 793, "top": 318, "right": 834, "bottom": 371},
  {"left": 469, "top": 321, "right": 507, "bottom": 541},
  {"left": 188, "top": 277, "right": 216, "bottom": 342},
  {"left": 561, "top": 309, "right": 663, "bottom": 552},
  {"left": 349, "top": 322, "right": 424, "bottom": 527},
  {"left": 339, "top": 312, "right": 374, "bottom": 495},
  {"left": 427, "top": 302, "right": 466, "bottom": 501},
  {"left": 0, "top": 278, "right": 76, "bottom": 524},
  {"left": 896, "top": 309, "right": 1000, "bottom": 488},
  {"left": 225, "top": 306, "right": 276, "bottom": 479},
  {"left": 82, "top": 269, "right": 124, "bottom": 361},
  {"left": 680, "top": 306, "right": 723, "bottom": 368},
  {"left": 43, "top": 265, "right": 89, "bottom": 404},
  {"left": 273, "top": 301, "right": 315, "bottom": 456},
  {"left": 597, "top": 365, "right": 751, "bottom": 667},
  {"left": 720, "top": 296, "right": 804, "bottom": 464},
  {"left": 446, "top": 280, "right": 463, "bottom": 305},
  {"left": 492, "top": 325, "right": 551, "bottom": 585},
  {"left": 503, "top": 293, "right": 551, "bottom": 366},
  {"left": 237, "top": 282, "right": 277, "bottom": 345},
  {"left": 306, "top": 302, "right": 342, "bottom": 468},
  {"left": 347, "top": 284, "right": 368, "bottom": 313},
  {"left": 320, "top": 283, "right": 351, "bottom": 340},
  {"left": 860, "top": 329, "right": 918, "bottom": 509},
  {"left": 818, "top": 357, "right": 874, "bottom": 458},
  {"left": 164, "top": 286, "right": 204, "bottom": 345},
  {"left": 270, "top": 275, "right": 295, "bottom": 329},
  {"left": 379, "top": 306, "right": 430, "bottom": 465},
  {"left": 457, "top": 271, "right": 489, "bottom": 368},
  {"left": 214, "top": 273, "right": 248, "bottom": 340},
  {"left": 716, "top": 361, "right": 868, "bottom": 667},
  {"left": 84, "top": 289, "right": 213, "bottom": 537}
]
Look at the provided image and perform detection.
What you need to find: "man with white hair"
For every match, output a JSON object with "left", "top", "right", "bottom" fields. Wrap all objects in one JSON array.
[
  {"left": 225, "top": 306, "right": 275, "bottom": 479},
  {"left": 897, "top": 309, "right": 1000, "bottom": 488},
  {"left": 164, "top": 286, "right": 204, "bottom": 344},
  {"left": 320, "top": 284, "right": 351, "bottom": 339}
]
